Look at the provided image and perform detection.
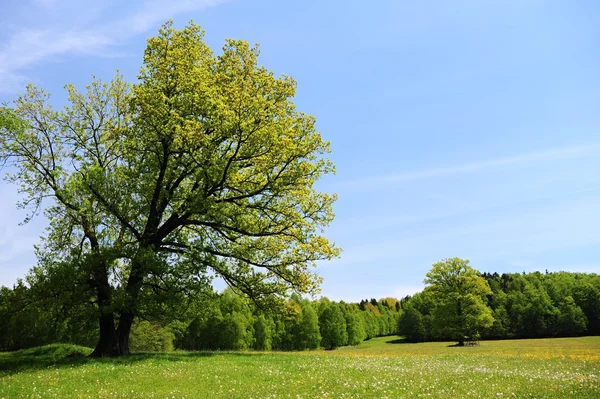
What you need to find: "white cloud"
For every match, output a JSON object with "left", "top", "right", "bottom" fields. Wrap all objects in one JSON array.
[
  {"left": 34, "top": 0, "right": 57, "bottom": 9},
  {"left": 121, "top": 0, "right": 228, "bottom": 35},
  {"left": 0, "top": 28, "right": 113, "bottom": 70},
  {"left": 342, "top": 143, "right": 599, "bottom": 189},
  {"left": 329, "top": 195, "right": 600, "bottom": 272},
  {"left": 0, "top": 0, "right": 229, "bottom": 93}
]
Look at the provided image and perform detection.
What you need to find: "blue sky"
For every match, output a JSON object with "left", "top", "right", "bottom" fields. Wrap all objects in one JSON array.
[{"left": 1, "top": 0, "right": 599, "bottom": 301}]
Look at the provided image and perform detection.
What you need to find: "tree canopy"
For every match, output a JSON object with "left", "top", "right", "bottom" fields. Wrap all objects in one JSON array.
[
  {"left": 0, "top": 21, "right": 339, "bottom": 356},
  {"left": 424, "top": 257, "right": 494, "bottom": 345}
]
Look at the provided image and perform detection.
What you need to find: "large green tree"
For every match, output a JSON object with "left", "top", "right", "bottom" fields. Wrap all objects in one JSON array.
[
  {"left": 425, "top": 258, "right": 494, "bottom": 346},
  {"left": 0, "top": 21, "right": 338, "bottom": 356}
]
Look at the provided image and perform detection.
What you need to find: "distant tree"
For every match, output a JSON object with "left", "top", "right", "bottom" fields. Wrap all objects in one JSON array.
[
  {"left": 185, "top": 300, "right": 224, "bottom": 350},
  {"left": 364, "top": 302, "right": 381, "bottom": 317},
  {"left": 359, "top": 299, "right": 367, "bottom": 310},
  {"left": 220, "top": 311, "right": 253, "bottom": 350},
  {"left": 293, "top": 300, "right": 321, "bottom": 350},
  {"left": 505, "top": 275, "right": 557, "bottom": 337},
  {"left": 129, "top": 320, "right": 174, "bottom": 352},
  {"left": 361, "top": 310, "right": 379, "bottom": 340},
  {"left": 253, "top": 314, "right": 274, "bottom": 350},
  {"left": 486, "top": 305, "right": 510, "bottom": 338},
  {"left": 345, "top": 310, "right": 366, "bottom": 345},
  {"left": 377, "top": 314, "right": 388, "bottom": 336},
  {"left": 0, "top": 277, "right": 98, "bottom": 351},
  {"left": 425, "top": 258, "right": 494, "bottom": 346},
  {"left": 319, "top": 303, "right": 347, "bottom": 349},
  {"left": 398, "top": 307, "right": 426, "bottom": 342},
  {"left": 573, "top": 284, "right": 600, "bottom": 335},
  {"left": 380, "top": 297, "right": 400, "bottom": 310},
  {"left": 556, "top": 296, "right": 587, "bottom": 336}
]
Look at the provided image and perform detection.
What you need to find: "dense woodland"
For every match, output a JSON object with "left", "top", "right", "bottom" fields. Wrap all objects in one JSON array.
[
  {"left": 0, "top": 283, "right": 401, "bottom": 352},
  {"left": 399, "top": 270, "right": 600, "bottom": 342},
  {"left": 1, "top": 270, "right": 598, "bottom": 352}
]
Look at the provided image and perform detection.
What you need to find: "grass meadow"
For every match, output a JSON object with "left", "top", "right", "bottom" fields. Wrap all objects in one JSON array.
[{"left": 1, "top": 336, "right": 599, "bottom": 398}]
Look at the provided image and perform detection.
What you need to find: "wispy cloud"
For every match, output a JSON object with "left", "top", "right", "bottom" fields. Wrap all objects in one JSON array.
[
  {"left": 330, "top": 195, "right": 600, "bottom": 271},
  {"left": 34, "top": 0, "right": 57, "bottom": 8},
  {"left": 342, "top": 143, "right": 598, "bottom": 189},
  {"left": 119, "top": 0, "right": 228, "bottom": 35},
  {"left": 0, "top": 0, "right": 229, "bottom": 93}
]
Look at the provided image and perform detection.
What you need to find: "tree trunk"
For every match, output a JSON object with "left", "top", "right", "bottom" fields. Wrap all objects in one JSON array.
[
  {"left": 458, "top": 336, "right": 465, "bottom": 346},
  {"left": 89, "top": 253, "right": 120, "bottom": 357},
  {"left": 89, "top": 268, "right": 120, "bottom": 356},
  {"left": 90, "top": 313, "right": 119, "bottom": 357},
  {"left": 116, "top": 312, "right": 135, "bottom": 356},
  {"left": 114, "top": 256, "right": 145, "bottom": 356}
]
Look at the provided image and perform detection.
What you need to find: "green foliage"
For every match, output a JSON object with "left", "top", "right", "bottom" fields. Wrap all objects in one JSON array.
[
  {"left": 3, "top": 268, "right": 598, "bottom": 353},
  {"left": 130, "top": 320, "right": 174, "bottom": 352},
  {"left": 556, "top": 296, "right": 587, "bottom": 336},
  {"left": 344, "top": 309, "right": 367, "bottom": 345},
  {"left": 294, "top": 300, "right": 321, "bottom": 350},
  {"left": 361, "top": 310, "right": 380, "bottom": 340},
  {"left": 425, "top": 258, "right": 494, "bottom": 345},
  {"left": 319, "top": 303, "right": 347, "bottom": 349},
  {"left": 504, "top": 274, "right": 558, "bottom": 337},
  {"left": 252, "top": 315, "right": 274, "bottom": 350},
  {"left": 487, "top": 305, "right": 510, "bottom": 338},
  {"left": 220, "top": 312, "right": 253, "bottom": 350},
  {"left": 479, "top": 271, "right": 600, "bottom": 339},
  {"left": 398, "top": 307, "right": 426, "bottom": 342},
  {"left": 0, "top": 21, "right": 339, "bottom": 356},
  {"left": 0, "top": 282, "right": 97, "bottom": 352},
  {"left": 401, "top": 270, "right": 600, "bottom": 343},
  {"left": 572, "top": 283, "right": 600, "bottom": 334},
  {"left": 173, "top": 292, "right": 402, "bottom": 352}
]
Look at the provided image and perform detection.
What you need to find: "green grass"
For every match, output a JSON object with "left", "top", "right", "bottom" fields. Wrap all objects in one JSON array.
[{"left": 1, "top": 337, "right": 599, "bottom": 398}]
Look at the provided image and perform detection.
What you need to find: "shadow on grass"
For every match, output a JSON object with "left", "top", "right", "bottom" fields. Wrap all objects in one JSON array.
[
  {"left": 0, "top": 344, "right": 257, "bottom": 376},
  {"left": 385, "top": 338, "right": 415, "bottom": 344},
  {"left": 385, "top": 338, "right": 470, "bottom": 347}
]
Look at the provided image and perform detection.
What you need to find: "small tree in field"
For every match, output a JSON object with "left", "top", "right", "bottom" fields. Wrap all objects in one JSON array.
[{"left": 425, "top": 258, "right": 494, "bottom": 346}]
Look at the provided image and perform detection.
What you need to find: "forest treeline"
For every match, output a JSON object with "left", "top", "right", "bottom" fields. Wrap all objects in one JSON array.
[
  {"left": 1, "top": 271, "right": 599, "bottom": 352},
  {"left": 0, "top": 285, "right": 401, "bottom": 352},
  {"left": 400, "top": 271, "right": 600, "bottom": 342}
]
